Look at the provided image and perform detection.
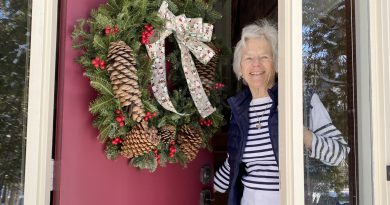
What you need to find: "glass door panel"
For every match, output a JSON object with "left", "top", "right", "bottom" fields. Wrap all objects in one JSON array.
[
  {"left": 302, "top": 0, "right": 357, "bottom": 204},
  {"left": 0, "top": 0, "right": 32, "bottom": 204}
]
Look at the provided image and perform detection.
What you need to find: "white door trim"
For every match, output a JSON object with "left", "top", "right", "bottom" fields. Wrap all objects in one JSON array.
[
  {"left": 368, "top": 0, "right": 390, "bottom": 204},
  {"left": 278, "top": 0, "right": 305, "bottom": 204},
  {"left": 24, "top": 0, "right": 58, "bottom": 204}
]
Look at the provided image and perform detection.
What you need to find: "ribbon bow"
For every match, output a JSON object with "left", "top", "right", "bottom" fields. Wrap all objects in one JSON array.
[{"left": 146, "top": 1, "right": 216, "bottom": 118}]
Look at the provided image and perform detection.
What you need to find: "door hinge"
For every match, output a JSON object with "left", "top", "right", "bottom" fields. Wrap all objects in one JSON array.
[{"left": 50, "top": 159, "right": 54, "bottom": 191}]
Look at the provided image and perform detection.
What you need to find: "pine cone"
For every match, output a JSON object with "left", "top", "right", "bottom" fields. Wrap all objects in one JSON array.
[
  {"left": 159, "top": 125, "right": 176, "bottom": 144},
  {"left": 106, "top": 41, "right": 145, "bottom": 122},
  {"left": 120, "top": 122, "right": 159, "bottom": 158},
  {"left": 195, "top": 43, "right": 219, "bottom": 95},
  {"left": 177, "top": 125, "right": 203, "bottom": 161}
]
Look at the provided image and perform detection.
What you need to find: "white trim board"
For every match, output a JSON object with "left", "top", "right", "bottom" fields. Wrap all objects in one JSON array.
[
  {"left": 278, "top": 0, "right": 305, "bottom": 204},
  {"left": 24, "top": 0, "right": 58, "bottom": 204}
]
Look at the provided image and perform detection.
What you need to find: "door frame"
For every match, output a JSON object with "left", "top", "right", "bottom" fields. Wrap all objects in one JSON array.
[
  {"left": 24, "top": 0, "right": 58, "bottom": 204},
  {"left": 278, "top": 0, "right": 390, "bottom": 204},
  {"left": 366, "top": 0, "right": 390, "bottom": 204},
  {"left": 20, "top": 0, "right": 390, "bottom": 204}
]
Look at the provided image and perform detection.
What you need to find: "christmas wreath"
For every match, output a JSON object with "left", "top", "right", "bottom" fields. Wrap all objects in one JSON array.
[{"left": 72, "top": 0, "right": 227, "bottom": 171}]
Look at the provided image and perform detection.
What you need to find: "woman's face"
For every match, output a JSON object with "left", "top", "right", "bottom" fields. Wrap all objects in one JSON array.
[{"left": 240, "top": 37, "right": 275, "bottom": 92}]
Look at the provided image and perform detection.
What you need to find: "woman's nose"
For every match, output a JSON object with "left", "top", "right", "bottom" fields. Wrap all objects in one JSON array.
[{"left": 251, "top": 57, "right": 262, "bottom": 65}]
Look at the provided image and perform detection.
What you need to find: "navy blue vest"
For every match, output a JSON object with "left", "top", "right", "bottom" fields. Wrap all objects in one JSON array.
[{"left": 226, "top": 84, "right": 278, "bottom": 205}]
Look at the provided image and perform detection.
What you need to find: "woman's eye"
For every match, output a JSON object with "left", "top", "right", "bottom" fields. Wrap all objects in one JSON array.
[{"left": 261, "top": 56, "right": 269, "bottom": 60}]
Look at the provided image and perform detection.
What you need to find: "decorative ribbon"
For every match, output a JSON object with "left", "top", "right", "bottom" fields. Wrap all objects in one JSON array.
[{"left": 146, "top": 1, "right": 216, "bottom": 118}]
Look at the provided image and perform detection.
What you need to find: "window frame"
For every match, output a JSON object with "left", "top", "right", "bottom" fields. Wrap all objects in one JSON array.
[{"left": 24, "top": 0, "right": 58, "bottom": 204}]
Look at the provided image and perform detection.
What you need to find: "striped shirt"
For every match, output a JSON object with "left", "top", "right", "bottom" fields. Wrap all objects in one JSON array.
[
  {"left": 214, "top": 97, "right": 279, "bottom": 192},
  {"left": 308, "top": 94, "right": 350, "bottom": 165}
]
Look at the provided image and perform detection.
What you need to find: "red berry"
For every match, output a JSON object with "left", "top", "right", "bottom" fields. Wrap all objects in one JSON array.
[
  {"left": 144, "top": 116, "right": 149, "bottom": 121},
  {"left": 119, "top": 121, "right": 124, "bottom": 127},
  {"left": 152, "top": 112, "right": 157, "bottom": 117},
  {"left": 113, "top": 25, "right": 119, "bottom": 33},
  {"left": 115, "top": 110, "right": 121, "bottom": 114},
  {"left": 170, "top": 141, "right": 175, "bottom": 145},
  {"left": 116, "top": 116, "right": 122, "bottom": 122},
  {"left": 121, "top": 115, "right": 125, "bottom": 121},
  {"left": 105, "top": 26, "right": 111, "bottom": 35}
]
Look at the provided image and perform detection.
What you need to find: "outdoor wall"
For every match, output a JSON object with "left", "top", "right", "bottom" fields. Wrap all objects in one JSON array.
[{"left": 54, "top": 0, "right": 214, "bottom": 205}]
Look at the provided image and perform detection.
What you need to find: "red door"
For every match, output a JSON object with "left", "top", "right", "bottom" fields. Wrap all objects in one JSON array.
[{"left": 54, "top": 0, "right": 214, "bottom": 204}]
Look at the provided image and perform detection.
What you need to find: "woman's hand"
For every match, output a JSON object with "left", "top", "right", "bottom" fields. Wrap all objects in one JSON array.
[{"left": 303, "top": 126, "right": 313, "bottom": 150}]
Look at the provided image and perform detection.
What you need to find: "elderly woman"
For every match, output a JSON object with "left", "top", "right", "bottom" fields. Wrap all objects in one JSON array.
[{"left": 213, "top": 20, "right": 349, "bottom": 205}]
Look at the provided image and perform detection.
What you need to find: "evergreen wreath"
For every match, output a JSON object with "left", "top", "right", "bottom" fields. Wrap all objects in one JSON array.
[{"left": 72, "top": 0, "right": 227, "bottom": 172}]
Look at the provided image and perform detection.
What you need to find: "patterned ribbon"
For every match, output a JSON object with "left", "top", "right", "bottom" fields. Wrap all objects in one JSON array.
[{"left": 146, "top": 1, "right": 216, "bottom": 118}]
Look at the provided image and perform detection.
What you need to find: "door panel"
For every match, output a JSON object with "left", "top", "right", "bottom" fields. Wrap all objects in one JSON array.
[{"left": 54, "top": 0, "right": 213, "bottom": 204}]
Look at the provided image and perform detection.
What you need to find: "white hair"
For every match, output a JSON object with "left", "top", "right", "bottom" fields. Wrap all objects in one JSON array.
[{"left": 232, "top": 19, "right": 278, "bottom": 81}]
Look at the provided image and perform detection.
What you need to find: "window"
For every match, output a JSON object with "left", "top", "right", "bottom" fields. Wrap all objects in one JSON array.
[
  {"left": 0, "top": 1, "right": 31, "bottom": 204},
  {"left": 302, "top": 0, "right": 357, "bottom": 204}
]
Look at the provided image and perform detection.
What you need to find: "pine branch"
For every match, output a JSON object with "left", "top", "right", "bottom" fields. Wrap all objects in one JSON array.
[
  {"left": 131, "top": 153, "right": 158, "bottom": 172},
  {"left": 93, "top": 35, "right": 108, "bottom": 53},
  {"left": 157, "top": 116, "right": 167, "bottom": 128},
  {"left": 97, "top": 124, "right": 112, "bottom": 142},
  {"left": 142, "top": 99, "right": 158, "bottom": 112},
  {"left": 106, "top": 0, "right": 121, "bottom": 13},
  {"left": 165, "top": 0, "right": 178, "bottom": 14},
  {"left": 90, "top": 79, "right": 114, "bottom": 96},
  {"left": 105, "top": 144, "right": 121, "bottom": 160},
  {"left": 89, "top": 95, "right": 114, "bottom": 114},
  {"left": 95, "top": 13, "right": 113, "bottom": 28}
]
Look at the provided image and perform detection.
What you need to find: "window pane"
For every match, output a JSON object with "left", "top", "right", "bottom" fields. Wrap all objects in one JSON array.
[
  {"left": 0, "top": 0, "right": 31, "bottom": 204},
  {"left": 302, "top": 0, "right": 356, "bottom": 204}
]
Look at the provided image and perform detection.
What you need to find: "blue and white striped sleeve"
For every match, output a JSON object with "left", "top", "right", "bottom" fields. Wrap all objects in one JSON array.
[
  {"left": 308, "top": 94, "right": 350, "bottom": 166},
  {"left": 213, "top": 157, "right": 230, "bottom": 193}
]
